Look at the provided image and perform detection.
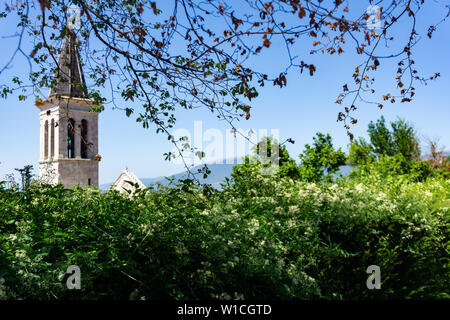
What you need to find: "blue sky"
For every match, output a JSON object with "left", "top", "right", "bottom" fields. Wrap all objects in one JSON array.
[{"left": 0, "top": 1, "right": 449, "bottom": 184}]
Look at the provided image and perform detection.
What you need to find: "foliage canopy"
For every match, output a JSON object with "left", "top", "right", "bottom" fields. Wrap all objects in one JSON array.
[{"left": 0, "top": 0, "right": 448, "bottom": 168}]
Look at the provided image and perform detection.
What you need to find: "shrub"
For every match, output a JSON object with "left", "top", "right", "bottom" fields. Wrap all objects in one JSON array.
[
  {"left": 351, "top": 154, "right": 435, "bottom": 182},
  {"left": 0, "top": 172, "right": 448, "bottom": 300}
]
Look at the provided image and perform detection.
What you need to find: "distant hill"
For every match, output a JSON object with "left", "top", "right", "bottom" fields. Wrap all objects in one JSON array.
[
  {"left": 100, "top": 162, "right": 356, "bottom": 191},
  {"left": 100, "top": 161, "right": 239, "bottom": 190},
  {"left": 140, "top": 162, "right": 236, "bottom": 189}
]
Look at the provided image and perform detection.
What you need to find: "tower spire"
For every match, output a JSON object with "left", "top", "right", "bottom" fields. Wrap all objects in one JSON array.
[{"left": 49, "top": 30, "right": 88, "bottom": 99}]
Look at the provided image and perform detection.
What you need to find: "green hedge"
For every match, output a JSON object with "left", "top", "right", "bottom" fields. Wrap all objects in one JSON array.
[{"left": 0, "top": 172, "right": 449, "bottom": 299}]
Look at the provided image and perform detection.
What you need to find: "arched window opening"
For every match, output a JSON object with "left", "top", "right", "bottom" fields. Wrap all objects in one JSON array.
[
  {"left": 67, "top": 118, "right": 75, "bottom": 158},
  {"left": 44, "top": 120, "right": 49, "bottom": 160},
  {"left": 81, "top": 119, "right": 88, "bottom": 159},
  {"left": 50, "top": 119, "right": 55, "bottom": 159}
]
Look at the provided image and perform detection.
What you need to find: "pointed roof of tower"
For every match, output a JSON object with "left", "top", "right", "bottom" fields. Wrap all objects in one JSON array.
[{"left": 49, "top": 30, "right": 88, "bottom": 99}]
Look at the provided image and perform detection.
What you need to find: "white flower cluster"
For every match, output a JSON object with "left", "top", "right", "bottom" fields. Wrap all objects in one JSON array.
[
  {"left": 140, "top": 223, "right": 154, "bottom": 235},
  {"left": 15, "top": 250, "right": 27, "bottom": 260},
  {"left": 174, "top": 244, "right": 189, "bottom": 255},
  {"left": 248, "top": 218, "right": 260, "bottom": 235},
  {"left": 0, "top": 278, "right": 5, "bottom": 299}
]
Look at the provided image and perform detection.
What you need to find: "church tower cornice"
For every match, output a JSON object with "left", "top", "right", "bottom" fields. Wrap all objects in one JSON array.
[{"left": 36, "top": 95, "right": 96, "bottom": 112}]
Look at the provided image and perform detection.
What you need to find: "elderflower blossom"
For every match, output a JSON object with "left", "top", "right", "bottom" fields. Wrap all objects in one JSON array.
[
  {"left": 329, "top": 184, "right": 339, "bottom": 191},
  {"left": 287, "top": 220, "right": 296, "bottom": 229},
  {"left": 0, "top": 278, "right": 5, "bottom": 299},
  {"left": 288, "top": 205, "right": 299, "bottom": 214},
  {"left": 218, "top": 292, "right": 232, "bottom": 300},
  {"left": 274, "top": 207, "right": 283, "bottom": 215},
  {"left": 376, "top": 192, "right": 387, "bottom": 201},
  {"left": 249, "top": 218, "right": 260, "bottom": 235},
  {"left": 234, "top": 292, "right": 245, "bottom": 300},
  {"left": 174, "top": 245, "right": 189, "bottom": 255},
  {"left": 140, "top": 223, "right": 153, "bottom": 235},
  {"left": 15, "top": 250, "right": 26, "bottom": 260}
]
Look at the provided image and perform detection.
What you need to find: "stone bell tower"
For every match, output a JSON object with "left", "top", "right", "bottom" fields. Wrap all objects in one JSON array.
[{"left": 37, "top": 30, "right": 100, "bottom": 188}]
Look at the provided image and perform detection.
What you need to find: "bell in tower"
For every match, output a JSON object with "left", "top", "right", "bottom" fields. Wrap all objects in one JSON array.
[{"left": 36, "top": 29, "right": 100, "bottom": 188}]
